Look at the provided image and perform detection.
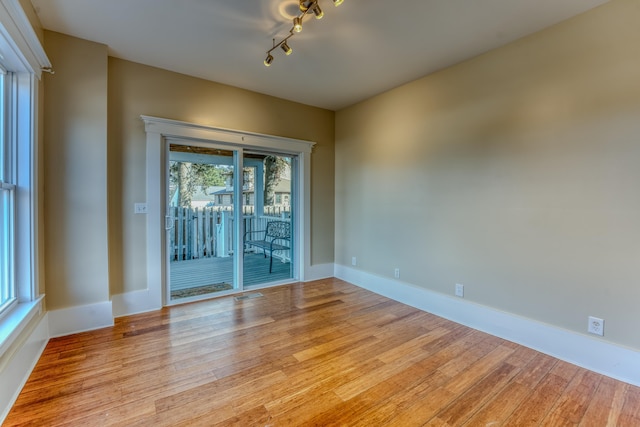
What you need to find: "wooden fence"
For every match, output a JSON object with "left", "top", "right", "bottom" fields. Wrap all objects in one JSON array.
[{"left": 168, "top": 206, "right": 290, "bottom": 261}]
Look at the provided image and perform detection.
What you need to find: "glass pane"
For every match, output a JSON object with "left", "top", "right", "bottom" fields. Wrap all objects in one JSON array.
[
  {"left": 0, "top": 188, "right": 14, "bottom": 311},
  {"left": 167, "top": 144, "right": 236, "bottom": 301},
  {"left": 0, "top": 73, "right": 4, "bottom": 181},
  {"left": 0, "top": 72, "right": 12, "bottom": 312},
  {"left": 242, "top": 153, "right": 294, "bottom": 286}
]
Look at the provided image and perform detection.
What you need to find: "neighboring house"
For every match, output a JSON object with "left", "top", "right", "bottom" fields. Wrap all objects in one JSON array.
[
  {"left": 169, "top": 185, "right": 226, "bottom": 208},
  {"left": 168, "top": 180, "right": 290, "bottom": 210},
  {"left": 191, "top": 186, "right": 226, "bottom": 208},
  {"left": 213, "top": 178, "right": 291, "bottom": 209}
]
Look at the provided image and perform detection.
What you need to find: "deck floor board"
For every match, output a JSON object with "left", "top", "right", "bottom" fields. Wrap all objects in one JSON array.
[{"left": 170, "top": 252, "right": 291, "bottom": 291}]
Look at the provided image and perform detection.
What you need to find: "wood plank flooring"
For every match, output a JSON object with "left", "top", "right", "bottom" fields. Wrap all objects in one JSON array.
[{"left": 5, "top": 278, "right": 640, "bottom": 426}]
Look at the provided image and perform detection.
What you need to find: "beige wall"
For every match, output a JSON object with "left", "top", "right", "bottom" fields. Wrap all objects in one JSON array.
[
  {"left": 335, "top": 0, "right": 640, "bottom": 350},
  {"left": 43, "top": 31, "right": 109, "bottom": 309}
]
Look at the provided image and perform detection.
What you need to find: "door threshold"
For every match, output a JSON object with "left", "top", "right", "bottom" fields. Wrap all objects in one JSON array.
[
  {"left": 165, "top": 278, "right": 298, "bottom": 306},
  {"left": 234, "top": 292, "right": 264, "bottom": 301}
]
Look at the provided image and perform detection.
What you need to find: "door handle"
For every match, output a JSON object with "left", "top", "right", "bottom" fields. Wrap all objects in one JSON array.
[{"left": 165, "top": 215, "right": 174, "bottom": 230}]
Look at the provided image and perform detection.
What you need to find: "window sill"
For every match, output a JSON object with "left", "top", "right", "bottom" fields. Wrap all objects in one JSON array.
[{"left": 0, "top": 296, "right": 44, "bottom": 358}]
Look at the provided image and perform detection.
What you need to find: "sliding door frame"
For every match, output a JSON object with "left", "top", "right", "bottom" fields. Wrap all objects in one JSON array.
[{"left": 142, "top": 116, "right": 315, "bottom": 307}]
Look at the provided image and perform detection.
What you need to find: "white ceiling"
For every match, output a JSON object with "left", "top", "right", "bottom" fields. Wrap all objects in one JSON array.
[{"left": 30, "top": 0, "right": 608, "bottom": 111}]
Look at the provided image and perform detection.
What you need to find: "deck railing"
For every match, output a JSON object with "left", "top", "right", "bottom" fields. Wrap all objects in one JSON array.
[{"left": 168, "top": 206, "right": 290, "bottom": 261}]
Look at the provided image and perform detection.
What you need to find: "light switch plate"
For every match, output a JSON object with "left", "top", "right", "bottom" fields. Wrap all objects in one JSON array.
[{"left": 134, "top": 203, "right": 148, "bottom": 214}]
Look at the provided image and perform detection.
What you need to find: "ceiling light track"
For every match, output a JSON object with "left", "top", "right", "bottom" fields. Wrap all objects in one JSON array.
[{"left": 264, "top": 0, "right": 344, "bottom": 67}]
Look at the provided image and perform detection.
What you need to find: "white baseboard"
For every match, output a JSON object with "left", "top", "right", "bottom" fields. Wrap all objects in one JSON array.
[
  {"left": 335, "top": 265, "right": 640, "bottom": 387},
  {"left": 112, "top": 288, "right": 162, "bottom": 318},
  {"left": 303, "top": 263, "right": 335, "bottom": 282},
  {"left": 0, "top": 313, "right": 49, "bottom": 424},
  {"left": 48, "top": 301, "right": 114, "bottom": 338}
]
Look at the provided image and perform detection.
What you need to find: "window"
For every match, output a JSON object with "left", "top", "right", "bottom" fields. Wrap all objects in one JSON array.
[
  {"left": 0, "top": 0, "right": 50, "bottom": 347},
  {"left": 0, "top": 70, "right": 16, "bottom": 315}
]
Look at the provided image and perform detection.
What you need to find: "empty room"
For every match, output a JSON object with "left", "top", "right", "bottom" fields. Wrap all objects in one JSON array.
[{"left": 1, "top": 0, "right": 639, "bottom": 425}]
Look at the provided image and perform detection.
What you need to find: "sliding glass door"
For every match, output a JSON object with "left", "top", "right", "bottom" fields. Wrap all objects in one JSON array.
[{"left": 166, "top": 142, "right": 297, "bottom": 303}]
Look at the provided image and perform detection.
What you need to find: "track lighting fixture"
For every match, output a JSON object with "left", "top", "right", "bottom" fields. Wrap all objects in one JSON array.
[{"left": 263, "top": 0, "right": 344, "bottom": 67}]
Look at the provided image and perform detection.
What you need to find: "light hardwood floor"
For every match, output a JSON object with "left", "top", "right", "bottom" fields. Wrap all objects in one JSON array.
[{"left": 5, "top": 278, "right": 640, "bottom": 426}]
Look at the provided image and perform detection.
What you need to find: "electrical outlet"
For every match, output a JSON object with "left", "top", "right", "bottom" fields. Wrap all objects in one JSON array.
[
  {"left": 588, "top": 316, "right": 604, "bottom": 336},
  {"left": 394, "top": 268, "right": 400, "bottom": 279},
  {"left": 351, "top": 257, "right": 357, "bottom": 266},
  {"left": 455, "top": 283, "right": 464, "bottom": 298}
]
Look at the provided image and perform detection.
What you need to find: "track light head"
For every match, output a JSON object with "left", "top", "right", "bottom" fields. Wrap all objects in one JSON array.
[
  {"left": 312, "top": 4, "right": 324, "bottom": 19},
  {"left": 264, "top": 54, "right": 274, "bottom": 67},
  {"left": 299, "top": 0, "right": 311, "bottom": 13},
  {"left": 293, "top": 17, "right": 303, "bottom": 33},
  {"left": 281, "top": 41, "right": 293, "bottom": 55}
]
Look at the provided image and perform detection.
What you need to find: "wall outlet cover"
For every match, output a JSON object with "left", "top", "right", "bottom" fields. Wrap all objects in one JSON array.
[{"left": 588, "top": 316, "right": 604, "bottom": 336}]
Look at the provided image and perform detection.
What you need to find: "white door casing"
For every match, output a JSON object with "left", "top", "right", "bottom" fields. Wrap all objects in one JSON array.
[{"left": 141, "top": 116, "right": 315, "bottom": 307}]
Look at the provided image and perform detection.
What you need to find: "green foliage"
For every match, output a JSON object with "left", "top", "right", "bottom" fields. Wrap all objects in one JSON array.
[
  {"left": 264, "top": 155, "right": 289, "bottom": 206},
  {"left": 170, "top": 162, "right": 231, "bottom": 206},
  {"left": 170, "top": 161, "right": 228, "bottom": 188},
  {"left": 194, "top": 163, "right": 228, "bottom": 187}
]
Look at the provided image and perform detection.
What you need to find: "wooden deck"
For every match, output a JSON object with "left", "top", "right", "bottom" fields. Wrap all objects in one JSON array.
[
  {"left": 170, "top": 252, "right": 292, "bottom": 292},
  {"left": 5, "top": 278, "right": 640, "bottom": 426}
]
